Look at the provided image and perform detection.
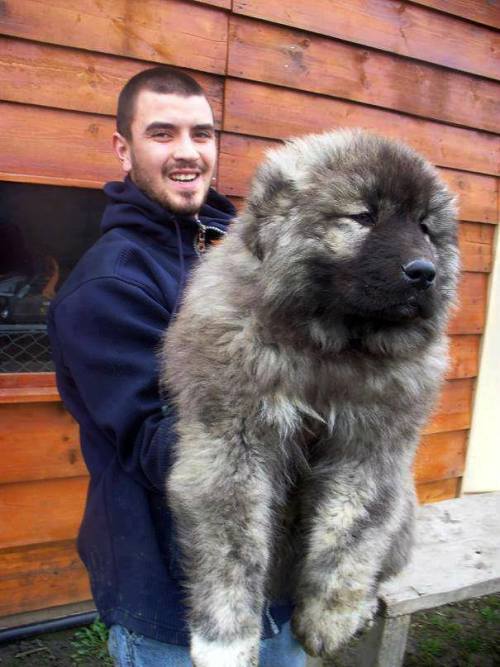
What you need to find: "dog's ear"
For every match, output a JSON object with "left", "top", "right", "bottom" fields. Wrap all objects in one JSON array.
[{"left": 240, "top": 159, "right": 295, "bottom": 261}]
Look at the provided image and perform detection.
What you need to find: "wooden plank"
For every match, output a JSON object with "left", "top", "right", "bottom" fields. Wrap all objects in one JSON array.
[
  {"left": 410, "top": 1, "right": 500, "bottom": 30},
  {"left": 0, "top": 373, "right": 59, "bottom": 404},
  {"left": 381, "top": 493, "right": 500, "bottom": 615},
  {"left": 218, "top": 134, "right": 499, "bottom": 224},
  {"left": 0, "top": 357, "right": 473, "bottom": 490},
  {"left": 459, "top": 222, "right": 495, "bottom": 273},
  {"left": 233, "top": 0, "right": 500, "bottom": 80},
  {"left": 0, "top": 477, "right": 88, "bottom": 549},
  {"left": 228, "top": 15, "right": 500, "bottom": 134},
  {"left": 0, "top": 36, "right": 224, "bottom": 124},
  {"left": 442, "top": 172, "right": 498, "bottom": 225},
  {"left": 416, "top": 478, "right": 460, "bottom": 503},
  {"left": 0, "top": 100, "right": 496, "bottom": 217},
  {"left": 448, "top": 272, "right": 488, "bottom": 335},
  {"left": 424, "top": 378, "right": 473, "bottom": 435},
  {"left": 192, "top": 0, "right": 231, "bottom": 8},
  {"left": 0, "top": 373, "right": 56, "bottom": 390},
  {"left": 0, "top": 0, "right": 228, "bottom": 75},
  {"left": 0, "top": 386, "right": 59, "bottom": 403},
  {"left": 413, "top": 430, "right": 467, "bottom": 483},
  {"left": 0, "top": 540, "right": 91, "bottom": 617},
  {"left": 0, "top": 399, "right": 71, "bottom": 438},
  {"left": 0, "top": 172, "right": 106, "bottom": 190},
  {"left": 223, "top": 79, "right": 500, "bottom": 176},
  {"left": 0, "top": 102, "right": 120, "bottom": 188},
  {"left": 226, "top": 173, "right": 498, "bottom": 226},
  {"left": 0, "top": 403, "right": 85, "bottom": 484},
  {"left": 447, "top": 335, "right": 480, "bottom": 380},
  {"left": 0, "top": 104, "right": 226, "bottom": 190}
]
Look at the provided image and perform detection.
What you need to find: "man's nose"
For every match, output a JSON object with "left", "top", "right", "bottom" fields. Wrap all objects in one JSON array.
[{"left": 172, "top": 135, "right": 199, "bottom": 161}]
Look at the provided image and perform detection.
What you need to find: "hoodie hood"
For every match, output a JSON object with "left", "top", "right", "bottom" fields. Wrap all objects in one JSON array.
[{"left": 101, "top": 177, "right": 236, "bottom": 255}]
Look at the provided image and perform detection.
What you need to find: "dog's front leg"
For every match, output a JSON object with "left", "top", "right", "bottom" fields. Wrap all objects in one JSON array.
[
  {"left": 292, "top": 455, "right": 414, "bottom": 658},
  {"left": 167, "top": 421, "right": 273, "bottom": 667}
]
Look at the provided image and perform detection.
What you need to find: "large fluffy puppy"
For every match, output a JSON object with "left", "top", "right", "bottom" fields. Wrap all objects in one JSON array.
[{"left": 161, "top": 130, "right": 459, "bottom": 666}]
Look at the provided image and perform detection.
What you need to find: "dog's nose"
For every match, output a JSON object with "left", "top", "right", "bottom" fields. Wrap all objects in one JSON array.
[{"left": 402, "top": 259, "right": 436, "bottom": 290}]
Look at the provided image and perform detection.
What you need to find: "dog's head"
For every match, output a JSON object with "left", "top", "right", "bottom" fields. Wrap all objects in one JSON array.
[{"left": 240, "top": 130, "right": 459, "bottom": 351}]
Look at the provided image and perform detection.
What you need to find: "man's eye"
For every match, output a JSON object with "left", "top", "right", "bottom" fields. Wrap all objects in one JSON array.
[
  {"left": 151, "top": 131, "right": 171, "bottom": 140},
  {"left": 194, "top": 131, "right": 212, "bottom": 139},
  {"left": 350, "top": 212, "right": 375, "bottom": 226}
]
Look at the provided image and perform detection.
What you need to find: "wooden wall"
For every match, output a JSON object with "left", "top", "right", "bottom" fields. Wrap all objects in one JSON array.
[{"left": 0, "top": 0, "right": 498, "bottom": 624}]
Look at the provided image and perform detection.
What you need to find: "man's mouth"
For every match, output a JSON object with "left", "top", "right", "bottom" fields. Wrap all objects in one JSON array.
[
  {"left": 169, "top": 173, "right": 199, "bottom": 182},
  {"left": 167, "top": 166, "right": 203, "bottom": 186}
]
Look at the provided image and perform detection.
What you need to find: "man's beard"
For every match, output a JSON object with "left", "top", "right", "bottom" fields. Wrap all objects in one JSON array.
[{"left": 130, "top": 159, "right": 209, "bottom": 216}]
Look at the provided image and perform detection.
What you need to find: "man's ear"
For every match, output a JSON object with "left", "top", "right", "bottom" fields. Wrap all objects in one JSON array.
[{"left": 113, "top": 132, "right": 132, "bottom": 174}]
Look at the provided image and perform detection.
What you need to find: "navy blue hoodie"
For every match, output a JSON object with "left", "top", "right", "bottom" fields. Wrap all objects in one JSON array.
[{"left": 48, "top": 178, "right": 293, "bottom": 644}]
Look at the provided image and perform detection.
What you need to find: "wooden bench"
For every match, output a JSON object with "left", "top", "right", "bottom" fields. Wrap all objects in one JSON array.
[{"left": 308, "top": 492, "right": 500, "bottom": 667}]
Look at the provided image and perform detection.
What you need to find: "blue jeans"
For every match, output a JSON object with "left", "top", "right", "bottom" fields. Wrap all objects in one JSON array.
[{"left": 108, "top": 622, "right": 307, "bottom": 667}]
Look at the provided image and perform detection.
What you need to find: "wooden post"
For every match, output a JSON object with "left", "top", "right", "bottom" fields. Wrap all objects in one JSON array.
[{"left": 352, "top": 614, "right": 411, "bottom": 667}]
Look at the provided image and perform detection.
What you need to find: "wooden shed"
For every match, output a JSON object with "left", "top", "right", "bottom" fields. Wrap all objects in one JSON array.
[{"left": 0, "top": 0, "right": 499, "bottom": 629}]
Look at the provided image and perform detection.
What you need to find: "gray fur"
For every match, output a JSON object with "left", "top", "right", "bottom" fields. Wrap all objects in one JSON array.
[{"left": 161, "top": 129, "right": 459, "bottom": 665}]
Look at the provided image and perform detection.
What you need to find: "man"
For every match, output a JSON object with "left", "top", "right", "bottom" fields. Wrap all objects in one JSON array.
[{"left": 48, "top": 66, "right": 306, "bottom": 666}]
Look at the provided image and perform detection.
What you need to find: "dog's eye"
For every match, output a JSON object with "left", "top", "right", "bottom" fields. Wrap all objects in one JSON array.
[
  {"left": 350, "top": 212, "right": 375, "bottom": 226},
  {"left": 420, "top": 222, "right": 430, "bottom": 236}
]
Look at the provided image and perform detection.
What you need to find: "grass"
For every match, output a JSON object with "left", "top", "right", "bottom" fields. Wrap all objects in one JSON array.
[
  {"left": 70, "top": 619, "right": 113, "bottom": 666},
  {"left": 404, "top": 594, "right": 500, "bottom": 666},
  {"left": 0, "top": 594, "right": 498, "bottom": 665},
  {"left": 321, "top": 593, "right": 500, "bottom": 666}
]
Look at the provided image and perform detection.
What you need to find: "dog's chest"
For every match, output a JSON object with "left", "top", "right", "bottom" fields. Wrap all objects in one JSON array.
[{"left": 260, "top": 351, "right": 393, "bottom": 439}]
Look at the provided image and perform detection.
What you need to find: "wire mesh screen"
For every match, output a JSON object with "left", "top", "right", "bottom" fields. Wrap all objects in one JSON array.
[{"left": 0, "top": 325, "right": 54, "bottom": 372}]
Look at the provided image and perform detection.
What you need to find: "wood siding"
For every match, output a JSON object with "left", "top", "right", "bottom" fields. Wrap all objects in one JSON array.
[{"left": 0, "top": 0, "right": 498, "bottom": 623}]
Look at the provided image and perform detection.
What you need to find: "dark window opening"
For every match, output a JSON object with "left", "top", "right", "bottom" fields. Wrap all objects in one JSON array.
[{"left": 0, "top": 182, "right": 106, "bottom": 372}]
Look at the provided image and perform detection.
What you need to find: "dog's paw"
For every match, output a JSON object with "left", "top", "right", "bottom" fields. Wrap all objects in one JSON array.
[
  {"left": 292, "top": 596, "right": 378, "bottom": 657},
  {"left": 190, "top": 633, "right": 259, "bottom": 667}
]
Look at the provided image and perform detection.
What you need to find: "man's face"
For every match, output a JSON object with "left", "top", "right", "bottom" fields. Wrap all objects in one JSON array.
[{"left": 113, "top": 91, "right": 217, "bottom": 215}]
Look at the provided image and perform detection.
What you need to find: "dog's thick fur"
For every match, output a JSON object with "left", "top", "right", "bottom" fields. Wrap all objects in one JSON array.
[{"left": 161, "top": 130, "right": 459, "bottom": 666}]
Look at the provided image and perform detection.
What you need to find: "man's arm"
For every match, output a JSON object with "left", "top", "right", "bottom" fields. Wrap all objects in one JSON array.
[{"left": 48, "top": 276, "right": 176, "bottom": 492}]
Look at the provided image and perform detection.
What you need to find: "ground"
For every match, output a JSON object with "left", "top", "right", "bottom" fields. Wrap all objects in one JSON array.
[{"left": 0, "top": 595, "right": 498, "bottom": 666}]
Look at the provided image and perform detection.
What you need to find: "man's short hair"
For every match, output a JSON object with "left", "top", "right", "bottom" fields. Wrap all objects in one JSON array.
[{"left": 117, "top": 66, "right": 209, "bottom": 140}]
